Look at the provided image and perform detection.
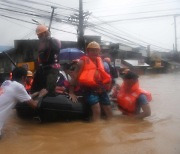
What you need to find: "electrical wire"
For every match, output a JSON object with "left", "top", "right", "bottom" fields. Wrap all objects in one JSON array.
[
  {"left": 89, "top": 15, "right": 172, "bottom": 49},
  {"left": 87, "top": 20, "right": 171, "bottom": 51},
  {"left": 89, "top": 0, "right": 179, "bottom": 12},
  {"left": 96, "top": 8, "right": 180, "bottom": 18},
  {"left": 0, "top": 13, "right": 77, "bottom": 35},
  {"left": 92, "top": 14, "right": 180, "bottom": 24},
  {"left": 0, "top": 0, "right": 175, "bottom": 51}
]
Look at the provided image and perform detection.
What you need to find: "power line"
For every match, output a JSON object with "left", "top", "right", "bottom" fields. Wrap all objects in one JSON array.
[
  {"left": 0, "top": 1, "right": 78, "bottom": 24},
  {"left": 96, "top": 8, "right": 180, "bottom": 18},
  {"left": 0, "top": 2, "right": 50, "bottom": 14},
  {"left": 0, "top": 15, "right": 35, "bottom": 40},
  {"left": 0, "top": 0, "right": 174, "bottom": 51},
  {"left": 89, "top": 15, "right": 171, "bottom": 49},
  {"left": 87, "top": 27, "right": 137, "bottom": 47},
  {"left": 87, "top": 24, "right": 147, "bottom": 47},
  {"left": 0, "top": 0, "right": 76, "bottom": 19},
  {"left": 89, "top": 27, "right": 171, "bottom": 51},
  {"left": 43, "top": 0, "right": 78, "bottom": 11},
  {"left": 17, "top": 0, "right": 78, "bottom": 11},
  {"left": 0, "top": 6, "right": 77, "bottom": 26},
  {"left": 89, "top": 0, "right": 179, "bottom": 12},
  {"left": 0, "top": 3, "right": 73, "bottom": 19},
  {"left": 93, "top": 14, "right": 180, "bottom": 25},
  {"left": 0, "top": 0, "right": 51, "bottom": 13},
  {"left": 0, "top": 7, "right": 49, "bottom": 18},
  {"left": 87, "top": 18, "right": 171, "bottom": 51},
  {"left": 0, "top": 14, "right": 77, "bottom": 35}
]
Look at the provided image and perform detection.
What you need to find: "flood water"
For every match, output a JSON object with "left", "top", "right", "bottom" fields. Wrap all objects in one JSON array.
[{"left": 1, "top": 72, "right": 180, "bottom": 154}]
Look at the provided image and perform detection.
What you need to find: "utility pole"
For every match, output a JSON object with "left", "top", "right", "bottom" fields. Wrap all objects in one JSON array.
[
  {"left": 78, "top": 0, "right": 85, "bottom": 50},
  {"left": 173, "top": 15, "right": 177, "bottom": 52},
  {"left": 48, "top": 6, "right": 56, "bottom": 32},
  {"left": 68, "top": 0, "right": 90, "bottom": 50},
  {"left": 147, "top": 45, "right": 151, "bottom": 57}
]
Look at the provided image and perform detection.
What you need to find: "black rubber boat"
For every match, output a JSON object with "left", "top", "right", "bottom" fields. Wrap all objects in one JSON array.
[{"left": 15, "top": 95, "right": 90, "bottom": 122}]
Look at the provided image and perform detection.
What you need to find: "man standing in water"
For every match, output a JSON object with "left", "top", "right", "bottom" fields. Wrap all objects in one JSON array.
[
  {"left": 69, "top": 41, "right": 113, "bottom": 121},
  {"left": 112, "top": 71, "right": 151, "bottom": 119},
  {"left": 0, "top": 67, "right": 47, "bottom": 138},
  {"left": 31, "top": 25, "right": 61, "bottom": 95}
]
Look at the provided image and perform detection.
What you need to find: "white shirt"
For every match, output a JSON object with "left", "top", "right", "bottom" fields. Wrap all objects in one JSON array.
[{"left": 0, "top": 80, "right": 31, "bottom": 129}]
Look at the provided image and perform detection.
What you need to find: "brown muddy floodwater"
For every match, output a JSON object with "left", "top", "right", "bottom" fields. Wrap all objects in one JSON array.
[{"left": 1, "top": 72, "right": 180, "bottom": 154}]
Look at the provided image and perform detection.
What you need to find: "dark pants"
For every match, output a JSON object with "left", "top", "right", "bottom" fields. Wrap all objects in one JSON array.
[{"left": 31, "top": 66, "right": 58, "bottom": 94}]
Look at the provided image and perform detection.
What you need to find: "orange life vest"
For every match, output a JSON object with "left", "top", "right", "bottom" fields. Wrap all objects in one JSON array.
[
  {"left": 117, "top": 81, "right": 152, "bottom": 114},
  {"left": 78, "top": 56, "right": 111, "bottom": 88},
  {"left": 25, "top": 79, "right": 33, "bottom": 92}
]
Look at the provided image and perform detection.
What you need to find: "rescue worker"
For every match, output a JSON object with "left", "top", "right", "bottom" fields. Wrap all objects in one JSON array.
[
  {"left": 112, "top": 71, "right": 152, "bottom": 119},
  {"left": 0, "top": 67, "right": 48, "bottom": 138},
  {"left": 69, "top": 41, "right": 113, "bottom": 121},
  {"left": 31, "top": 25, "right": 61, "bottom": 95},
  {"left": 25, "top": 71, "right": 33, "bottom": 93}
]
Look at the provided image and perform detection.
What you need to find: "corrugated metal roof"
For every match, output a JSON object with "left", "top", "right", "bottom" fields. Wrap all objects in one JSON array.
[{"left": 124, "top": 59, "right": 150, "bottom": 67}]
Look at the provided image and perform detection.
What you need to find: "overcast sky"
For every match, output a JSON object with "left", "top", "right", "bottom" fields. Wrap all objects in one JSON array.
[{"left": 0, "top": 0, "right": 180, "bottom": 52}]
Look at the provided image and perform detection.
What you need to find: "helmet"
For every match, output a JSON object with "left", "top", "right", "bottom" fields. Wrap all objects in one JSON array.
[
  {"left": 27, "top": 71, "right": 33, "bottom": 77},
  {"left": 87, "top": 41, "right": 100, "bottom": 49},
  {"left": 36, "top": 25, "right": 48, "bottom": 35},
  {"left": 104, "top": 57, "right": 111, "bottom": 64}
]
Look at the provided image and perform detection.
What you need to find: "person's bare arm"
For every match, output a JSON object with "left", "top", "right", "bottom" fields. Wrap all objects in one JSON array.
[
  {"left": 73, "top": 60, "right": 84, "bottom": 81},
  {"left": 69, "top": 60, "right": 84, "bottom": 103},
  {"left": 26, "top": 99, "right": 38, "bottom": 109},
  {"left": 135, "top": 103, "right": 151, "bottom": 119},
  {"left": 30, "top": 92, "right": 39, "bottom": 98},
  {"left": 26, "top": 89, "right": 48, "bottom": 109}
]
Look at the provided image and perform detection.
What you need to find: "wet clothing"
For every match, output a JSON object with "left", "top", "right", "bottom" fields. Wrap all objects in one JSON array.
[
  {"left": 38, "top": 37, "right": 60, "bottom": 66},
  {"left": 31, "top": 66, "right": 59, "bottom": 95},
  {"left": 78, "top": 56, "right": 111, "bottom": 106},
  {"left": 136, "top": 94, "right": 148, "bottom": 114},
  {"left": 0, "top": 80, "right": 31, "bottom": 131},
  {"left": 31, "top": 37, "right": 61, "bottom": 94},
  {"left": 117, "top": 81, "right": 152, "bottom": 114},
  {"left": 84, "top": 90, "right": 110, "bottom": 106},
  {"left": 79, "top": 56, "right": 111, "bottom": 88}
]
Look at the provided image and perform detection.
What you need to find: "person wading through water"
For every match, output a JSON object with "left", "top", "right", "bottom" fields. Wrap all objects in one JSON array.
[
  {"left": 69, "top": 41, "right": 113, "bottom": 121},
  {"left": 111, "top": 71, "right": 152, "bottom": 119},
  {"left": 0, "top": 67, "right": 48, "bottom": 138}
]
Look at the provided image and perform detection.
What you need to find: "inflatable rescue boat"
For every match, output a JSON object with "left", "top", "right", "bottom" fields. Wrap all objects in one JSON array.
[{"left": 15, "top": 94, "right": 90, "bottom": 122}]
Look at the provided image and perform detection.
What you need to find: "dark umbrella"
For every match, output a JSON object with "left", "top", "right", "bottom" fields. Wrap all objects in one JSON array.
[{"left": 59, "top": 48, "right": 85, "bottom": 62}]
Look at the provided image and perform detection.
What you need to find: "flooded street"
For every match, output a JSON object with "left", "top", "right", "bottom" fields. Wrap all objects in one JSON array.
[{"left": 1, "top": 72, "right": 180, "bottom": 154}]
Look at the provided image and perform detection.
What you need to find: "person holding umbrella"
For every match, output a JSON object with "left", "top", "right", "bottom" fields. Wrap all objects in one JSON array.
[
  {"left": 31, "top": 25, "right": 61, "bottom": 95},
  {"left": 69, "top": 41, "right": 113, "bottom": 121}
]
